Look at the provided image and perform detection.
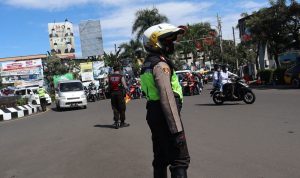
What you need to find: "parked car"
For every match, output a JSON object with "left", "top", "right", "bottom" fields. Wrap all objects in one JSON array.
[
  {"left": 55, "top": 80, "right": 87, "bottom": 110},
  {"left": 14, "top": 88, "right": 40, "bottom": 105},
  {"left": 28, "top": 86, "right": 52, "bottom": 105},
  {"left": 284, "top": 63, "right": 300, "bottom": 88}
]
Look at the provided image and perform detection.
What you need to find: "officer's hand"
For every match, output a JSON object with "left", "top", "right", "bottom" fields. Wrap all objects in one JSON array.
[{"left": 172, "top": 131, "right": 186, "bottom": 147}]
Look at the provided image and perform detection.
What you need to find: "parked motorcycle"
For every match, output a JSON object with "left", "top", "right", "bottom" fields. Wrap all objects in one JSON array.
[{"left": 210, "top": 77, "right": 256, "bottom": 105}]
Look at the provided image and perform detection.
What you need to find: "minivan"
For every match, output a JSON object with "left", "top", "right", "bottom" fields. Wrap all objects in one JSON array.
[{"left": 55, "top": 80, "right": 87, "bottom": 110}]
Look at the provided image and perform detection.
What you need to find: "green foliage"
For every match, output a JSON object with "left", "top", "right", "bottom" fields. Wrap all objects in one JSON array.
[
  {"left": 132, "top": 7, "right": 169, "bottom": 40},
  {"left": 244, "top": 0, "right": 300, "bottom": 67},
  {"left": 273, "top": 67, "right": 287, "bottom": 84},
  {"left": 175, "top": 22, "right": 215, "bottom": 64},
  {"left": 102, "top": 52, "right": 121, "bottom": 67},
  {"left": 257, "top": 69, "right": 274, "bottom": 84},
  {"left": 16, "top": 98, "right": 28, "bottom": 106}
]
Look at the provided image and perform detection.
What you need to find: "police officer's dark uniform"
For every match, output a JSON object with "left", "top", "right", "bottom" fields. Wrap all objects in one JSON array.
[
  {"left": 141, "top": 23, "right": 190, "bottom": 178},
  {"left": 108, "top": 65, "right": 129, "bottom": 129}
]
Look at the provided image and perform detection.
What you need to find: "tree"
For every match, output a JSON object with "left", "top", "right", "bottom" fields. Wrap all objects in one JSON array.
[
  {"left": 245, "top": 0, "right": 300, "bottom": 67},
  {"left": 132, "top": 7, "right": 169, "bottom": 40},
  {"left": 102, "top": 51, "right": 121, "bottom": 67},
  {"left": 175, "top": 23, "right": 219, "bottom": 66},
  {"left": 119, "top": 39, "right": 145, "bottom": 76}
]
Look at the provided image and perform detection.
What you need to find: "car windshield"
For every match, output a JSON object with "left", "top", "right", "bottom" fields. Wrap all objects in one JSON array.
[{"left": 60, "top": 82, "right": 83, "bottom": 92}]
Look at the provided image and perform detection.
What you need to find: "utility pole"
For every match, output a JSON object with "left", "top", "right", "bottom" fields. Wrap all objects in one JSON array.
[
  {"left": 217, "top": 14, "right": 223, "bottom": 64},
  {"left": 232, "top": 26, "right": 238, "bottom": 71}
]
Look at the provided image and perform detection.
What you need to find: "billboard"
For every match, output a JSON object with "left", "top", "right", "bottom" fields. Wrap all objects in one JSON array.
[
  {"left": 0, "top": 59, "right": 44, "bottom": 87},
  {"left": 48, "top": 21, "right": 75, "bottom": 57},
  {"left": 80, "top": 62, "right": 94, "bottom": 81},
  {"left": 79, "top": 20, "right": 104, "bottom": 58},
  {"left": 93, "top": 61, "right": 109, "bottom": 79}
]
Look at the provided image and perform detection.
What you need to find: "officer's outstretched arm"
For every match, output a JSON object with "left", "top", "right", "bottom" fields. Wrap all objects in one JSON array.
[{"left": 153, "top": 62, "right": 183, "bottom": 134}]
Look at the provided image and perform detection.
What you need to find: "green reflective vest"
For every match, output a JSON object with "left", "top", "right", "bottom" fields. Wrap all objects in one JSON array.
[
  {"left": 141, "top": 68, "right": 183, "bottom": 101},
  {"left": 37, "top": 88, "right": 46, "bottom": 98}
]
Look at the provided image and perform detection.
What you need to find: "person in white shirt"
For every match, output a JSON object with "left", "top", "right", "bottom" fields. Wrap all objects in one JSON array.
[
  {"left": 212, "top": 64, "right": 221, "bottom": 88},
  {"left": 220, "top": 64, "right": 238, "bottom": 98}
]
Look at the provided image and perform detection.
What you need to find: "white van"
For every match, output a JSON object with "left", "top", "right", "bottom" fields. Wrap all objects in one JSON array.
[
  {"left": 28, "top": 86, "right": 52, "bottom": 105},
  {"left": 55, "top": 80, "right": 87, "bottom": 110},
  {"left": 14, "top": 88, "right": 40, "bottom": 105}
]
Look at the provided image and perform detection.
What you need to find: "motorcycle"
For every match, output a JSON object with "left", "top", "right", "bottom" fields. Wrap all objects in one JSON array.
[
  {"left": 129, "top": 82, "right": 142, "bottom": 99},
  {"left": 181, "top": 79, "right": 201, "bottom": 96},
  {"left": 98, "top": 85, "right": 106, "bottom": 100},
  {"left": 87, "top": 86, "right": 97, "bottom": 102},
  {"left": 210, "top": 77, "right": 256, "bottom": 105}
]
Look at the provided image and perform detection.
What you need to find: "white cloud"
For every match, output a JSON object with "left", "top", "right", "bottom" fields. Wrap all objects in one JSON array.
[
  {"left": 2, "top": 0, "right": 138, "bottom": 10},
  {"left": 238, "top": 1, "right": 268, "bottom": 11}
]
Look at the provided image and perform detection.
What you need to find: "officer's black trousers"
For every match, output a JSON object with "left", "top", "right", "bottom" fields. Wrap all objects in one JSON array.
[
  {"left": 111, "top": 91, "right": 126, "bottom": 123},
  {"left": 146, "top": 101, "right": 190, "bottom": 178}
]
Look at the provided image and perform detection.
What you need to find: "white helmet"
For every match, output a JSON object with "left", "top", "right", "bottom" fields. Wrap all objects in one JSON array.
[{"left": 142, "top": 23, "right": 185, "bottom": 54}]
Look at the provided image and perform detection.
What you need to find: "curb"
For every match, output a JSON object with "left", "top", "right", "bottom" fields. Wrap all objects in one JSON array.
[{"left": 0, "top": 104, "right": 40, "bottom": 122}]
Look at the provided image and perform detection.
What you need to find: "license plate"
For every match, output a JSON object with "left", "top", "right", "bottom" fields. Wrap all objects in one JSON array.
[{"left": 71, "top": 103, "right": 78, "bottom": 107}]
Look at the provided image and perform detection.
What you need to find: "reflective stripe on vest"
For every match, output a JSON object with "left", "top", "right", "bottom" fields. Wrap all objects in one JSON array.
[{"left": 141, "top": 70, "right": 183, "bottom": 101}]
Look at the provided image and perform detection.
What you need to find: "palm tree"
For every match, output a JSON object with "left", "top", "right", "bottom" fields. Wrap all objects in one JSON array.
[
  {"left": 119, "top": 39, "right": 145, "bottom": 76},
  {"left": 132, "top": 7, "right": 169, "bottom": 40},
  {"left": 119, "top": 39, "right": 144, "bottom": 59}
]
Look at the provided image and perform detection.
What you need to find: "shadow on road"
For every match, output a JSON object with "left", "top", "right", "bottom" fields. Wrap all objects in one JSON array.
[
  {"left": 195, "top": 103, "right": 242, "bottom": 106},
  {"left": 51, "top": 107, "right": 83, "bottom": 112},
  {"left": 94, "top": 124, "right": 116, "bottom": 129}
]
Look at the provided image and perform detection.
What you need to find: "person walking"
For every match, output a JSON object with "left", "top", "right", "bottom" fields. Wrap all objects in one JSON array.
[
  {"left": 140, "top": 23, "right": 190, "bottom": 178},
  {"left": 108, "top": 65, "right": 129, "bottom": 129}
]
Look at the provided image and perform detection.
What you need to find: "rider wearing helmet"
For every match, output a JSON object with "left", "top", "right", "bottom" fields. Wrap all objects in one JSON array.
[
  {"left": 140, "top": 23, "right": 190, "bottom": 178},
  {"left": 220, "top": 64, "right": 238, "bottom": 99}
]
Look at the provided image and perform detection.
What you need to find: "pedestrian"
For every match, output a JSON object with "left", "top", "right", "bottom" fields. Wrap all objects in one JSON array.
[
  {"left": 108, "top": 64, "right": 129, "bottom": 129},
  {"left": 140, "top": 23, "right": 190, "bottom": 178}
]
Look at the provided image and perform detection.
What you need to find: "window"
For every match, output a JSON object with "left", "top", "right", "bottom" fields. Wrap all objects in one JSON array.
[
  {"left": 60, "top": 82, "right": 83, "bottom": 92},
  {"left": 15, "top": 90, "right": 26, "bottom": 95}
]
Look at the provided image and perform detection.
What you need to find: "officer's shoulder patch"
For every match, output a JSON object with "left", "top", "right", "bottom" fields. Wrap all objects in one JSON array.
[{"left": 162, "top": 67, "right": 170, "bottom": 74}]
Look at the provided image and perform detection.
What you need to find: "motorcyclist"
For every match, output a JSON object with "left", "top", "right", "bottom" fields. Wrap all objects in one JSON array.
[
  {"left": 220, "top": 64, "right": 238, "bottom": 99},
  {"left": 140, "top": 23, "right": 190, "bottom": 178},
  {"left": 212, "top": 64, "right": 221, "bottom": 88}
]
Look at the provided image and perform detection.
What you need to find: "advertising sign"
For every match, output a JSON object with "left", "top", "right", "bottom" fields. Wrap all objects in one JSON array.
[
  {"left": 79, "top": 20, "right": 104, "bottom": 58},
  {"left": 80, "top": 62, "right": 94, "bottom": 81},
  {"left": 48, "top": 21, "right": 75, "bottom": 57},
  {"left": 0, "top": 59, "right": 44, "bottom": 87},
  {"left": 53, "top": 73, "right": 74, "bottom": 88},
  {"left": 93, "top": 61, "right": 109, "bottom": 79}
]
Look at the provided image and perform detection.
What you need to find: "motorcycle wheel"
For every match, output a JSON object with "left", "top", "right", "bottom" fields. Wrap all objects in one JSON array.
[
  {"left": 243, "top": 91, "right": 256, "bottom": 104},
  {"left": 194, "top": 86, "right": 200, "bottom": 95},
  {"left": 213, "top": 92, "right": 224, "bottom": 105}
]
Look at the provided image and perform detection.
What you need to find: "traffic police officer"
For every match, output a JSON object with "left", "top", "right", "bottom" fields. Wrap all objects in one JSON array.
[
  {"left": 140, "top": 23, "right": 190, "bottom": 178},
  {"left": 108, "top": 65, "right": 129, "bottom": 129}
]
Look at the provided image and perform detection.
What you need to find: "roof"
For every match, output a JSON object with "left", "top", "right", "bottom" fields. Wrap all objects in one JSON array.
[{"left": 0, "top": 54, "right": 47, "bottom": 62}]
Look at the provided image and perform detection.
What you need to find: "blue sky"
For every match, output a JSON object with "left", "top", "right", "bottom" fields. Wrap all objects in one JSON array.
[{"left": 0, "top": 0, "right": 273, "bottom": 58}]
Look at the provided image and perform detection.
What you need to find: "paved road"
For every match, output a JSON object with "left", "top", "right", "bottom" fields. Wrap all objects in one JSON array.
[{"left": 1, "top": 86, "right": 300, "bottom": 178}]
